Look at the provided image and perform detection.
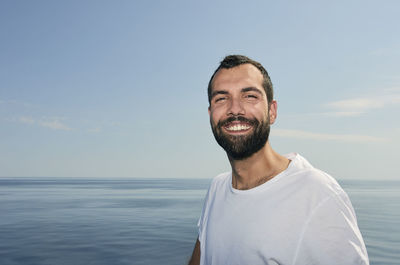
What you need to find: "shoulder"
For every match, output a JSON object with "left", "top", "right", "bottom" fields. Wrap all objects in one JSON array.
[
  {"left": 212, "top": 171, "right": 231, "bottom": 183},
  {"left": 284, "top": 153, "right": 352, "bottom": 210},
  {"left": 198, "top": 172, "right": 231, "bottom": 228},
  {"left": 207, "top": 171, "right": 231, "bottom": 194},
  {"left": 289, "top": 153, "right": 346, "bottom": 196},
  {"left": 288, "top": 156, "right": 368, "bottom": 264}
]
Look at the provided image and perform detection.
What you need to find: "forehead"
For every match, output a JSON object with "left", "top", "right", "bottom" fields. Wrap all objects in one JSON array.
[{"left": 211, "top": 64, "right": 264, "bottom": 91}]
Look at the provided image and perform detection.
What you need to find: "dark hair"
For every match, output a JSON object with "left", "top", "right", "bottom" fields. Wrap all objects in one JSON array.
[{"left": 207, "top": 55, "right": 273, "bottom": 105}]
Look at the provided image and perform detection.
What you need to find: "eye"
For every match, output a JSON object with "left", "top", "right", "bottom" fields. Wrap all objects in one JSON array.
[
  {"left": 245, "top": 94, "right": 258, "bottom": 99},
  {"left": 215, "top": 96, "right": 226, "bottom": 103}
]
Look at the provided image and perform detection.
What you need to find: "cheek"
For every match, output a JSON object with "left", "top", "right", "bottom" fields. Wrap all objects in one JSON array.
[
  {"left": 250, "top": 106, "right": 269, "bottom": 121},
  {"left": 209, "top": 107, "right": 224, "bottom": 121},
  {"left": 210, "top": 114, "right": 220, "bottom": 126}
]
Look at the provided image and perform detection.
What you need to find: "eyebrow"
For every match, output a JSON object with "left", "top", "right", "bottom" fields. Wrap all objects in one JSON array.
[
  {"left": 211, "top": 90, "right": 229, "bottom": 99},
  {"left": 241, "top": 87, "right": 263, "bottom": 95},
  {"left": 211, "top": 87, "right": 263, "bottom": 100}
]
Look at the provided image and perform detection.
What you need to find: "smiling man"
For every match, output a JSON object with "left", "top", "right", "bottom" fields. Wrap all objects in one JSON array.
[{"left": 188, "top": 55, "right": 369, "bottom": 265}]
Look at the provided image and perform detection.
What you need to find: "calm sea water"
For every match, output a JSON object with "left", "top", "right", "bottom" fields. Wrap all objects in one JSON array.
[{"left": 0, "top": 178, "right": 399, "bottom": 265}]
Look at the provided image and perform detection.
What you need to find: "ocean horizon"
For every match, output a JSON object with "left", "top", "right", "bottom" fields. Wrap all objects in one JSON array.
[{"left": 1, "top": 177, "right": 399, "bottom": 265}]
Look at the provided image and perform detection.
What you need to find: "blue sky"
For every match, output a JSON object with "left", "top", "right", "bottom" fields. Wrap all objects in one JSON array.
[{"left": 1, "top": 0, "right": 399, "bottom": 179}]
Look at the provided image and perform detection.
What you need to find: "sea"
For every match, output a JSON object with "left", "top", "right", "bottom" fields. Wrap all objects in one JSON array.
[{"left": 0, "top": 178, "right": 399, "bottom": 265}]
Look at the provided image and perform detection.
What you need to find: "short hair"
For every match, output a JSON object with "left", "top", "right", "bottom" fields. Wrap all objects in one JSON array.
[{"left": 207, "top": 55, "right": 273, "bottom": 105}]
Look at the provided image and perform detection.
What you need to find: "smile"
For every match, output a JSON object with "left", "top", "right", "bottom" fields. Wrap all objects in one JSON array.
[{"left": 224, "top": 123, "right": 251, "bottom": 132}]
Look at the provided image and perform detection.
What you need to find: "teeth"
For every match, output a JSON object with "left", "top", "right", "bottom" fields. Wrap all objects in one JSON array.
[{"left": 226, "top": 124, "right": 250, "bottom": 131}]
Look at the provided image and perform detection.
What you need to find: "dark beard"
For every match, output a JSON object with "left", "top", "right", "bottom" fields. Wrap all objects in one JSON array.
[{"left": 211, "top": 115, "right": 270, "bottom": 160}]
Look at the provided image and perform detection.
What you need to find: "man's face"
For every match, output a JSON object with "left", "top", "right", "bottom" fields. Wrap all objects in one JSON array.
[{"left": 208, "top": 64, "right": 277, "bottom": 160}]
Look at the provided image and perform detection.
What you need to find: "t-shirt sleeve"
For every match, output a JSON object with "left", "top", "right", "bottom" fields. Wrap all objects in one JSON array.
[
  {"left": 293, "top": 192, "right": 369, "bottom": 265},
  {"left": 197, "top": 186, "right": 211, "bottom": 243}
]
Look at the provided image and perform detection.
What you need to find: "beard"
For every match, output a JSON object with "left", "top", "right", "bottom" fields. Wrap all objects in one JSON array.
[{"left": 210, "top": 114, "right": 270, "bottom": 160}]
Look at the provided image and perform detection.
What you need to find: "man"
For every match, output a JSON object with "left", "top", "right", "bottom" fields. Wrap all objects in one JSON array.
[{"left": 188, "top": 55, "right": 369, "bottom": 265}]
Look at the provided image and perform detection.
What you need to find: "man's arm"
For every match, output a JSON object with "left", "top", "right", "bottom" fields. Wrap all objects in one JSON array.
[{"left": 188, "top": 238, "right": 200, "bottom": 265}]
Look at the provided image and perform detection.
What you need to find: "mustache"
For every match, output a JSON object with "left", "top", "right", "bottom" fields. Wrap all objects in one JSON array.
[{"left": 218, "top": 116, "right": 258, "bottom": 127}]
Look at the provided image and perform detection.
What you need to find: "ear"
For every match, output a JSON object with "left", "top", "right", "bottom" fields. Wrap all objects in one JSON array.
[
  {"left": 208, "top": 106, "right": 211, "bottom": 116},
  {"left": 269, "top": 100, "right": 277, "bottom": 124}
]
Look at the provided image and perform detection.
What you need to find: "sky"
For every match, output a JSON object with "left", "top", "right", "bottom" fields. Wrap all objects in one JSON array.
[{"left": 1, "top": 0, "right": 399, "bottom": 180}]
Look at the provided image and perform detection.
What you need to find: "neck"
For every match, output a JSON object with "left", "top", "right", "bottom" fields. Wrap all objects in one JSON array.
[{"left": 228, "top": 142, "right": 290, "bottom": 190}]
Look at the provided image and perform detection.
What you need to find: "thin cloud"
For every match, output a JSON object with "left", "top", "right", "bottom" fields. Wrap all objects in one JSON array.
[
  {"left": 327, "top": 98, "right": 384, "bottom": 110},
  {"left": 321, "top": 111, "right": 364, "bottom": 117},
  {"left": 384, "top": 87, "right": 400, "bottom": 93},
  {"left": 38, "top": 119, "right": 72, "bottom": 131},
  {"left": 19, "top": 116, "right": 35, "bottom": 124},
  {"left": 272, "top": 129, "right": 386, "bottom": 143},
  {"left": 17, "top": 116, "right": 73, "bottom": 131},
  {"left": 370, "top": 47, "right": 400, "bottom": 56},
  {"left": 325, "top": 94, "right": 400, "bottom": 116},
  {"left": 0, "top": 99, "right": 37, "bottom": 108},
  {"left": 87, "top": 127, "right": 101, "bottom": 133}
]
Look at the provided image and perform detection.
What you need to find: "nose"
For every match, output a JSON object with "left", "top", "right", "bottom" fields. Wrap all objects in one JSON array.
[{"left": 227, "top": 97, "right": 245, "bottom": 116}]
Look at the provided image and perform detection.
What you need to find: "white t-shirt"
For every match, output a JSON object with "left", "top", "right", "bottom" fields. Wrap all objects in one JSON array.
[{"left": 198, "top": 153, "right": 369, "bottom": 265}]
